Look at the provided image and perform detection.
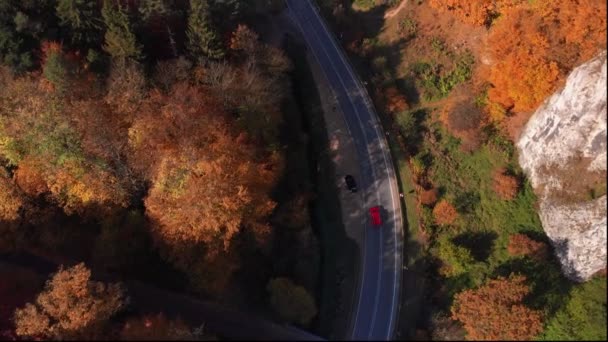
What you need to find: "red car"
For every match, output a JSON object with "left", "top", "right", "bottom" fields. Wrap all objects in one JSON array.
[{"left": 369, "top": 206, "right": 382, "bottom": 227}]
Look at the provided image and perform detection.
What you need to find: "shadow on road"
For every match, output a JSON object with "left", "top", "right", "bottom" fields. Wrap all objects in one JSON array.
[{"left": 285, "top": 35, "right": 361, "bottom": 340}]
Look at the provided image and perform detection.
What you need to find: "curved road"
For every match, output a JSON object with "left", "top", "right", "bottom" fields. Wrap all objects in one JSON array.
[{"left": 285, "top": 1, "right": 404, "bottom": 340}]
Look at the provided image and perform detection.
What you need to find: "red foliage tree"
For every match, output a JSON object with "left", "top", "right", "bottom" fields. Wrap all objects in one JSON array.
[
  {"left": 492, "top": 168, "right": 519, "bottom": 200},
  {"left": 507, "top": 234, "right": 548, "bottom": 261}
]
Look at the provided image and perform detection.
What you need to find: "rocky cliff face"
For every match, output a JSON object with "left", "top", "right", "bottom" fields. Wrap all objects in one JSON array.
[{"left": 517, "top": 51, "right": 607, "bottom": 282}]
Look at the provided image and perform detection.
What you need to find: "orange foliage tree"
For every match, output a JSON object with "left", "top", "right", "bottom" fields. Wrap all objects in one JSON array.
[
  {"left": 127, "top": 82, "right": 281, "bottom": 295},
  {"left": 428, "top": 0, "right": 526, "bottom": 26},
  {"left": 492, "top": 168, "right": 519, "bottom": 200},
  {"left": 0, "top": 169, "right": 23, "bottom": 221},
  {"left": 433, "top": 199, "right": 458, "bottom": 226},
  {"left": 487, "top": 0, "right": 607, "bottom": 114},
  {"left": 451, "top": 274, "right": 543, "bottom": 340},
  {"left": 129, "top": 82, "right": 280, "bottom": 250},
  {"left": 507, "top": 234, "right": 548, "bottom": 261},
  {"left": 13, "top": 263, "right": 126, "bottom": 339},
  {"left": 428, "top": 0, "right": 496, "bottom": 26}
]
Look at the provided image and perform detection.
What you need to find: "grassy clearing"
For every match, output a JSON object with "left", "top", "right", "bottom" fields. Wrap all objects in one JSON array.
[
  {"left": 404, "top": 112, "right": 606, "bottom": 338},
  {"left": 410, "top": 49, "right": 475, "bottom": 101}
]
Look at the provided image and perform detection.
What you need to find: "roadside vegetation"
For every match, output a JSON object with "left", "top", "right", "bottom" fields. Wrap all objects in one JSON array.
[{"left": 316, "top": 0, "right": 607, "bottom": 340}]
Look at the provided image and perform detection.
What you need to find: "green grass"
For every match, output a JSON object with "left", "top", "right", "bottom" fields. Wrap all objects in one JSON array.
[
  {"left": 352, "top": 0, "right": 378, "bottom": 10},
  {"left": 410, "top": 50, "right": 475, "bottom": 101},
  {"left": 402, "top": 116, "right": 607, "bottom": 340}
]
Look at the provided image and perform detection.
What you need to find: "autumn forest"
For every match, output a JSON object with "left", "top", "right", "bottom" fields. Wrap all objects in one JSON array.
[{"left": 1, "top": 0, "right": 321, "bottom": 340}]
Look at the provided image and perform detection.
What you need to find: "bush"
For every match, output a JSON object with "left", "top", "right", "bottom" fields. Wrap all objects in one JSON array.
[
  {"left": 436, "top": 236, "right": 476, "bottom": 277},
  {"left": 399, "top": 17, "right": 418, "bottom": 40},
  {"left": 267, "top": 277, "right": 317, "bottom": 326},
  {"left": 492, "top": 168, "right": 519, "bottom": 200},
  {"left": 430, "top": 36, "right": 447, "bottom": 55},
  {"left": 507, "top": 233, "right": 548, "bottom": 261},
  {"left": 419, "top": 187, "right": 439, "bottom": 206},
  {"left": 411, "top": 50, "right": 475, "bottom": 101},
  {"left": 433, "top": 200, "right": 458, "bottom": 226}
]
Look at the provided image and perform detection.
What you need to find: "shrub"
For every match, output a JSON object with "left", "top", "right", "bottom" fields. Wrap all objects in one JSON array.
[
  {"left": 436, "top": 236, "right": 476, "bottom": 277},
  {"left": 267, "top": 277, "right": 317, "bottom": 326},
  {"left": 419, "top": 187, "right": 439, "bottom": 206},
  {"left": 384, "top": 86, "right": 408, "bottom": 114},
  {"left": 430, "top": 36, "right": 447, "bottom": 55},
  {"left": 492, "top": 168, "right": 519, "bottom": 200},
  {"left": 399, "top": 17, "right": 418, "bottom": 39},
  {"left": 507, "top": 234, "right": 548, "bottom": 261},
  {"left": 433, "top": 200, "right": 458, "bottom": 226}
]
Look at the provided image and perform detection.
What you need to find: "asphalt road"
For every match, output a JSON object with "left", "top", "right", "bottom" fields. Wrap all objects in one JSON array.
[{"left": 285, "top": 1, "right": 404, "bottom": 340}]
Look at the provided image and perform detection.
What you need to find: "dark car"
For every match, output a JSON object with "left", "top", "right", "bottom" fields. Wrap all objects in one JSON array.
[{"left": 344, "top": 175, "right": 357, "bottom": 192}]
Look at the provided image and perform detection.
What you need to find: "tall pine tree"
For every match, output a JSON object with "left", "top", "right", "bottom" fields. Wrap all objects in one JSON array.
[
  {"left": 101, "top": 0, "right": 142, "bottom": 61},
  {"left": 186, "top": 0, "right": 224, "bottom": 61},
  {"left": 56, "top": 0, "right": 103, "bottom": 47}
]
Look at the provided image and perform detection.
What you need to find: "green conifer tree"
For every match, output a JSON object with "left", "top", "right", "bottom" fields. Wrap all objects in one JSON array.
[
  {"left": 101, "top": 0, "right": 142, "bottom": 61},
  {"left": 186, "top": 0, "right": 224, "bottom": 61},
  {"left": 56, "top": 0, "right": 103, "bottom": 46}
]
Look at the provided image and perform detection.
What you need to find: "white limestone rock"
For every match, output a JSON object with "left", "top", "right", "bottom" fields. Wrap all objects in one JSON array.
[{"left": 517, "top": 51, "right": 607, "bottom": 282}]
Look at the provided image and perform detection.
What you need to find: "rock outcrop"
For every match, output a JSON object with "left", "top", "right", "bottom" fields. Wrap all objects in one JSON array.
[{"left": 517, "top": 51, "right": 607, "bottom": 282}]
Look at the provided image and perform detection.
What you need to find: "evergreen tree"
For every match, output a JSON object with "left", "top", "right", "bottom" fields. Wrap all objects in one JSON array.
[
  {"left": 0, "top": 2, "right": 34, "bottom": 72},
  {"left": 186, "top": 0, "right": 224, "bottom": 61},
  {"left": 56, "top": 0, "right": 103, "bottom": 47},
  {"left": 138, "top": 0, "right": 169, "bottom": 22},
  {"left": 43, "top": 50, "right": 69, "bottom": 92},
  {"left": 101, "top": 0, "right": 142, "bottom": 61}
]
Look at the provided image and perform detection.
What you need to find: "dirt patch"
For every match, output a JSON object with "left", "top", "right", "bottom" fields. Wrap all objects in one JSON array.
[{"left": 384, "top": 0, "right": 408, "bottom": 19}]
